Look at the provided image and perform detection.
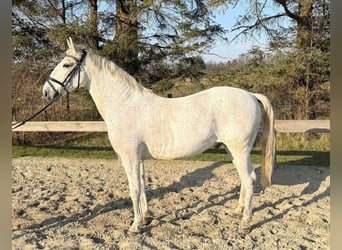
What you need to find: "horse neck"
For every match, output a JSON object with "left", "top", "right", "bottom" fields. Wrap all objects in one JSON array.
[{"left": 83, "top": 54, "right": 141, "bottom": 120}]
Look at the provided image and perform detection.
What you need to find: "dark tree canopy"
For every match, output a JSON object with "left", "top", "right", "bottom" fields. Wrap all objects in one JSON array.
[{"left": 12, "top": 0, "right": 227, "bottom": 83}]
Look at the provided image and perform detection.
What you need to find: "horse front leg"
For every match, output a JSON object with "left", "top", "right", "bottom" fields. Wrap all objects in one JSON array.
[
  {"left": 121, "top": 156, "right": 144, "bottom": 233},
  {"left": 139, "top": 160, "right": 150, "bottom": 225}
]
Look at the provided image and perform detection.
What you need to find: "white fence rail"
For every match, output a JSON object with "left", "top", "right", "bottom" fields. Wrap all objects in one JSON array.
[{"left": 12, "top": 120, "right": 330, "bottom": 133}]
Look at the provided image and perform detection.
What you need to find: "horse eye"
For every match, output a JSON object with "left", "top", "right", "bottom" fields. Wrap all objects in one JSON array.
[{"left": 63, "top": 63, "right": 73, "bottom": 68}]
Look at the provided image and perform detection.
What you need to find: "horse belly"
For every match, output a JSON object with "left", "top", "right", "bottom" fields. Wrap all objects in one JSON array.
[{"left": 146, "top": 128, "right": 217, "bottom": 160}]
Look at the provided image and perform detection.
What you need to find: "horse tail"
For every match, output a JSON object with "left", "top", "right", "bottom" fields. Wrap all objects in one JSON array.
[{"left": 253, "top": 93, "right": 276, "bottom": 188}]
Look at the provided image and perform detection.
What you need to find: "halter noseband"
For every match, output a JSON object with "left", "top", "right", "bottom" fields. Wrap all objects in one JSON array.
[{"left": 47, "top": 49, "right": 87, "bottom": 94}]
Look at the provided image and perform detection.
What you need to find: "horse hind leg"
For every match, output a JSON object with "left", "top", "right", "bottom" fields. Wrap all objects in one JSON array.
[
  {"left": 233, "top": 184, "right": 246, "bottom": 217},
  {"left": 228, "top": 145, "right": 256, "bottom": 234},
  {"left": 222, "top": 143, "right": 245, "bottom": 217}
]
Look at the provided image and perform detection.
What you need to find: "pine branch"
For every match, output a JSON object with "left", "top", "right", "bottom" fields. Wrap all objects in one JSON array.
[{"left": 231, "top": 13, "right": 287, "bottom": 41}]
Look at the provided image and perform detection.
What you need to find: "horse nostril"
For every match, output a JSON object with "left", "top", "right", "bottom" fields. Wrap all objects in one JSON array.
[{"left": 43, "top": 90, "right": 50, "bottom": 100}]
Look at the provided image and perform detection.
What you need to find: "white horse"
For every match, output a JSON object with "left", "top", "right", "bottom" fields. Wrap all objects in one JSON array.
[{"left": 43, "top": 38, "right": 276, "bottom": 234}]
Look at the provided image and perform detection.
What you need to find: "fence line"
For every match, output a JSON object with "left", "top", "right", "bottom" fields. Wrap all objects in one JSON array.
[{"left": 12, "top": 120, "right": 330, "bottom": 133}]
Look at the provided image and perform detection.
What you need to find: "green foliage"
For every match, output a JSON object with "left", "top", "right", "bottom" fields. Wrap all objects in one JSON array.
[
  {"left": 202, "top": 43, "right": 330, "bottom": 120},
  {"left": 176, "top": 56, "right": 206, "bottom": 79},
  {"left": 13, "top": 0, "right": 226, "bottom": 81}
]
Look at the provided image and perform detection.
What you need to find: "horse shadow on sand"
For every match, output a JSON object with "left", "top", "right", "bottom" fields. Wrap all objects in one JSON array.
[
  {"left": 251, "top": 161, "right": 330, "bottom": 230},
  {"left": 13, "top": 161, "right": 225, "bottom": 240},
  {"left": 12, "top": 158, "right": 330, "bottom": 239}
]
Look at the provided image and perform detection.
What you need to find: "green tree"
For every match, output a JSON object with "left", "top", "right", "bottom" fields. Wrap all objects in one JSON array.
[
  {"left": 230, "top": 0, "right": 330, "bottom": 119},
  {"left": 12, "top": 0, "right": 228, "bottom": 81}
]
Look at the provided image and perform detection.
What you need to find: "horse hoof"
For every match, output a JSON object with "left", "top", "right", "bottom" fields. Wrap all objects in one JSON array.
[
  {"left": 232, "top": 211, "right": 243, "bottom": 219},
  {"left": 128, "top": 225, "right": 141, "bottom": 235},
  {"left": 238, "top": 225, "right": 251, "bottom": 235},
  {"left": 143, "top": 217, "right": 153, "bottom": 226},
  {"left": 232, "top": 208, "right": 244, "bottom": 218}
]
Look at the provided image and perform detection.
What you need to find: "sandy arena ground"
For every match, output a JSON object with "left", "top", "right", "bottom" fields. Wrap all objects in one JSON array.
[{"left": 12, "top": 157, "right": 330, "bottom": 249}]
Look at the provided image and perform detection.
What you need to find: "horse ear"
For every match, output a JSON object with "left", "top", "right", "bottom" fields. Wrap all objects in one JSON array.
[{"left": 67, "top": 37, "right": 76, "bottom": 52}]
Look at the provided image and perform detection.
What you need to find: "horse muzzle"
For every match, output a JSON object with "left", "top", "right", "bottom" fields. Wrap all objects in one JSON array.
[{"left": 42, "top": 81, "right": 63, "bottom": 102}]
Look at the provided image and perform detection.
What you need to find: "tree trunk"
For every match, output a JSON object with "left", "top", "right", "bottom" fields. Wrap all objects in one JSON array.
[
  {"left": 114, "top": 0, "right": 140, "bottom": 74},
  {"left": 88, "top": 0, "right": 99, "bottom": 49},
  {"left": 293, "top": 0, "right": 316, "bottom": 119},
  {"left": 60, "top": 0, "right": 71, "bottom": 116},
  {"left": 296, "top": 0, "right": 313, "bottom": 50},
  {"left": 61, "top": 0, "right": 66, "bottom": 23}
]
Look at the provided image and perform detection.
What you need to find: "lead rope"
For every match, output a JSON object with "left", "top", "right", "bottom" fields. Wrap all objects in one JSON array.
[
  {"left": 12, "top": 50, "right": 87, "bottom": 130},
  {"left": 12, "top": 96, "right": 59, "bottom": 130}
]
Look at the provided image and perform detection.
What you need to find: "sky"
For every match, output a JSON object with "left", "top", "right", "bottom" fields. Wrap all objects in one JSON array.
[{"left": 201, "top": 7, "right": 269, "bottom": 63}]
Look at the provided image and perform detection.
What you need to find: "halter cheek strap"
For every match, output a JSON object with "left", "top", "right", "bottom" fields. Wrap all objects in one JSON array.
[{"left": 47, "top": 49, "right": 87, "bottom": 93}]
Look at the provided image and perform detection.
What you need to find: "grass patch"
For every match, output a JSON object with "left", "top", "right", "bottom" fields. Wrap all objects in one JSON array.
[
  {"left": 185, "top": 147, "right": 329, "bottom": 166},
  {"left": 12, "top": 145, "right": 117, "bottom": 159},
  {"left": 12, "top": 133, "right": 330, "bottom": 166}
]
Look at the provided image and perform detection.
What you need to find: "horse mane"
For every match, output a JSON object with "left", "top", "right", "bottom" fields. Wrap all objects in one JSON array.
[{"left": 87, "top": 52, "right": 146, "bottom": 93}]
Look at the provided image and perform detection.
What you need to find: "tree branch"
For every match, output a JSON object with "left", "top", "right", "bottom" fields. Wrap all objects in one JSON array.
[
  {"left": 231, "top": 12, "right": 287, "bottom": 39},
  {"left": 274, "top": 0, "right": 302, "bottom": 24}
]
